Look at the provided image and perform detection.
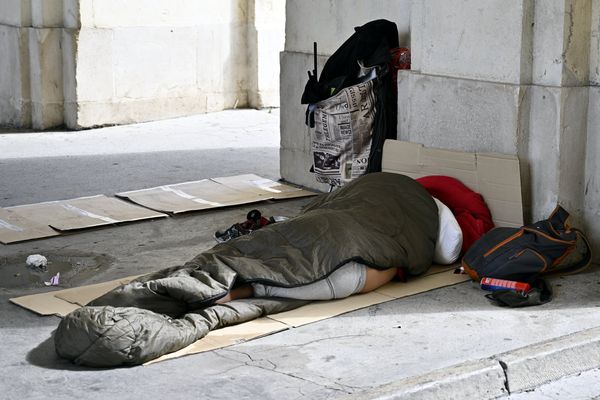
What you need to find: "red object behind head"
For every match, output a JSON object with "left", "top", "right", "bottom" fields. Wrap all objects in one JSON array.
[{"left": 416, "top": 175, "right": 494, "bottom": 253}]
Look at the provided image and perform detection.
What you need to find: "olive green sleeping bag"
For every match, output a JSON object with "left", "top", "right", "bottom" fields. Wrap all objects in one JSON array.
[{"left": 54, "top": 172, "right": 438, "bottom": 367}]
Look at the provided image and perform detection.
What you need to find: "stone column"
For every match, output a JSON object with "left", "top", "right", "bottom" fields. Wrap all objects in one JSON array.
[
  {"left": 29, "top": 0, "right": 68, "bottom": 129},
  {"left": 401, "top": 0, "right": 596, "bottom": 254}
]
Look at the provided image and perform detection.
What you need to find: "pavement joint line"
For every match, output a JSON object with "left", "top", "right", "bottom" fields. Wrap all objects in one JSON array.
[{"left": 340, "top": 325, "right": 600, "bottom": 400}]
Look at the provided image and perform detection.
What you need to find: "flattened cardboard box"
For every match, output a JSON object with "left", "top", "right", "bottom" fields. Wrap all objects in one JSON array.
[
  {"left": 9, "top": 276, "right": 140, "bottom": 317},
  {"left": 0, "top": 196, "right": 167, "bottom": 244},
  {"left": 0, "top": 208, "right": 60, "bottom": 244},
  {"left": 0, "top": 175, "right": 316, "bottom": 243},
  {"left": 117, "top": 174, "right": 317, "bottom": 214}
]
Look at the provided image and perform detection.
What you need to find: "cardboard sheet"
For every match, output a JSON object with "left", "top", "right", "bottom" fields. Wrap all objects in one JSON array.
[
  {"left": 116, "top": 179, "right": 266, "bottom": 214},
  {"left": 268, "top": 266, "right": 464, "bottom": 328},
  {"left": 9, "top": 291, "right": 80, "bottom": 317},
  {"left": 374, "top": 269, "right": 471, "bottom": 298},
  {"left": 0, "top": 195, "right": 167, "bottom": 243},
  {"left": 53, "top": 275, "right": 140, "bottom": 307},
  {"left": 382, "top": 140, "right": 523, "bottom": 227},
  {"left": 212, "top": 174, "right": 318, "bottom": 200},
  {"left": 268, "top": 291, "right": 395, "bottom": 327},
  {"left": 9, "top": 275, "right": 139, "bottom": 316},
  {"left": 116, "top": 174, "right": 317, "bottom": 214},
  {"left": 145, "top": 317, "right": 289, "bottom": 365},
  {"left": 0, "top": 208, "right": 60, "bottom": 244}
]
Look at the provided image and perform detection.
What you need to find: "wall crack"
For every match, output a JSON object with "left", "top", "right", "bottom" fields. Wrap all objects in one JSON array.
[{"left": 498, "top": 359, "right": 511, "bottom": 395}]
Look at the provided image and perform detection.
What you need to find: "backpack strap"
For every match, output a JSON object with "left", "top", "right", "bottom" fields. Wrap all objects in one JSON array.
[
  {"left": 547, "top": 204, "right": 571, "bottom": 232},
  {"left": 549, "top": 228, "right": 593, "bottom": 276}
]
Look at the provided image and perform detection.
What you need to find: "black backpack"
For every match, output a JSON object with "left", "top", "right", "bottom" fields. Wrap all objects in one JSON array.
[{"left": 462, "top": 205, "right": 592, "bottom": 283}]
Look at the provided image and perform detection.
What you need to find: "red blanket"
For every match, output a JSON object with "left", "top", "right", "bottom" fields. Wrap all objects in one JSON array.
[{"left": 417, "top": 176, "right": 494, "bottom": 253}]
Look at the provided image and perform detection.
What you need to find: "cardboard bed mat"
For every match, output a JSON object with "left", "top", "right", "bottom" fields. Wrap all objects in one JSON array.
[
  {"left": 0, "top": 196, "right": 168, "bottom": 244},
  {"left": 10, "top": 265, "right": 469, "bottom": 364},
  {"left": 116, "top": 174, "right": 318, "bottom": 214}
]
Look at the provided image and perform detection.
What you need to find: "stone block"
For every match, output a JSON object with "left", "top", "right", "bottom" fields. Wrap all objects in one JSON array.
[
  {"left": 525, "top": 86, "right": 588, "bottom": 224},
  {"left": 75, "top": 95, "right": 208, "bottom": 128},
  {"left": 397, "top": 71, "right": 523, "bottom": 154},
  {"left": 279, "top": 50, "right": 329, "bottom": 190},
  {"left": 0, "top": 25, "right": 31, "bottom": 128},
  {"left": 584, "top": 87, "right": 600, "bottom": 258},
  {"left": 562, "top": 0, "right": 592, "bottom": 86},
  {"left": 0, "top": 0, "right": 31, "bottom": 27},
  {"left": 63, "top": 0, "right": 80, "bottom": 29},
  {"left": 112, "top": 27, "right": 197, "bottom": 99},
  {"left": 61, "top": 29, "right": 77, "bottom": 104},
  {"left": 79, "top": 0, "right": 246, "bottom": 28},
  {"left": 196, "top": 22, "right": 249, "bottom": 109},
  {"left": 531, "top": 1, "right": 565, "bottom": 86},
  {"left": 411, "top": 0, "right": 532, "bottom": 84},
  {"left": 28, "top": 27, "right": 64, "bottom": 129},
  {"left": 280, "top": 148, "right": 330, "bottom": 192},
  {"left": 62, "top": 28, "right": 78, "bottom": 128},
  {"left": 533, "top": 0, "right": 592, "bottom": 86},
  {"left": 591, "top": 0, "right": 600, "bottom": 85},
  {"left": 254, "top": 29, "right": 284, "bottom": 107},
  {"left": 31, "top": 0, "right": 64, "bottom": 28},
  {"left": 557, "top": 87, "right": 588, "bottom": 220},
  {"left": 285, "top": 0, "right": 411, "bottom": 55},
  {"left": 250, "top": 0, "right": 285, "bottom": 108},
  {"left": 279, "top": 50, "right": 327, "bottom": 151},
  {"left": 74, "top": 28, "right": 114, "bottom": 102}
]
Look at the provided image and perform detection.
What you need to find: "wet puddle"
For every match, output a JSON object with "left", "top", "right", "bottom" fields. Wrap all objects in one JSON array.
[{"left": 0, "top": 252, "right": 113, "bottom": 289}]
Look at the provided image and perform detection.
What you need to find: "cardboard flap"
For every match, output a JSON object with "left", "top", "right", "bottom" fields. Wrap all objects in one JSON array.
[
  {"left": 9, "top": 291, "right": 80, "bottom": 317},
  {"left": 268, "top": 291, "right": 394, "bottom": 328},
  {"left": 382, "top": 140, "right": 523, "bottom": 227},
  {"left": 116, "top": 180, "right": 265, "bottom": 214},
  {"left": 212, "top": 174, "right": 316, "bottom": 200},
  {"left": 54, "top": 275, "right": 140, "bottom": 306},
  {"left": 0, "top": 208, "right": 60, "bottom": 244},
  {"left": 117, "top": 175, "right": 317, "bottom": 214},
  {"left": 9, "top": 275, "right": 141, "bottom": 316},
  {"left": 145, "top": 317, "right": 289, "bottom": 365},
  {"left": 374, "top": 269, "right": 470, "bottom": 298}
]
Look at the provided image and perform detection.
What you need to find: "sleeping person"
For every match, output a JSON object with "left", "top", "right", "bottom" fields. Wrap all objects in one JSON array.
[{"left": 54, "top": 172, "right": 486, "bottom": 367}]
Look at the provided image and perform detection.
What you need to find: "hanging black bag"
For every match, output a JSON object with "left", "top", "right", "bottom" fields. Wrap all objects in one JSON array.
[{"left": 300, "top": 19, "right": 399, "bottom": 187}]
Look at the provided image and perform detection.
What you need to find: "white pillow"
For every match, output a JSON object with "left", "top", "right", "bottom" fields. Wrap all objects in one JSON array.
[{"left": 432, "top": 197, "right": 463, "bottom": 264}]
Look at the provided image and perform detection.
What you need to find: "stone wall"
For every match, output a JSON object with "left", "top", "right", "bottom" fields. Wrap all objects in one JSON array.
[
  {"left": 0, "top": 0, "right": 285, "bottom": 129},
  {"left": 280, "top": 0, "right": 600, "bottom": 259}
]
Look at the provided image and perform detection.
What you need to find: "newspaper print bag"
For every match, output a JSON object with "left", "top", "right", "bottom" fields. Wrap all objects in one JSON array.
[{"left": 310, "top": 79, "right": 377, "bottom": 187}]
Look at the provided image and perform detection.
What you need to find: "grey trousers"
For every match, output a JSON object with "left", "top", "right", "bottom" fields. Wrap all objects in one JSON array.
[{"left": 252, "top": 261, "right": 367, "bottom": 300}]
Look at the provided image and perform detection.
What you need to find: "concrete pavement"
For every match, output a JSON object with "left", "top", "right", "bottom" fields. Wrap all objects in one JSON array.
[{"left": 1, "top": 109, "right": 599, "bottom": 399}]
